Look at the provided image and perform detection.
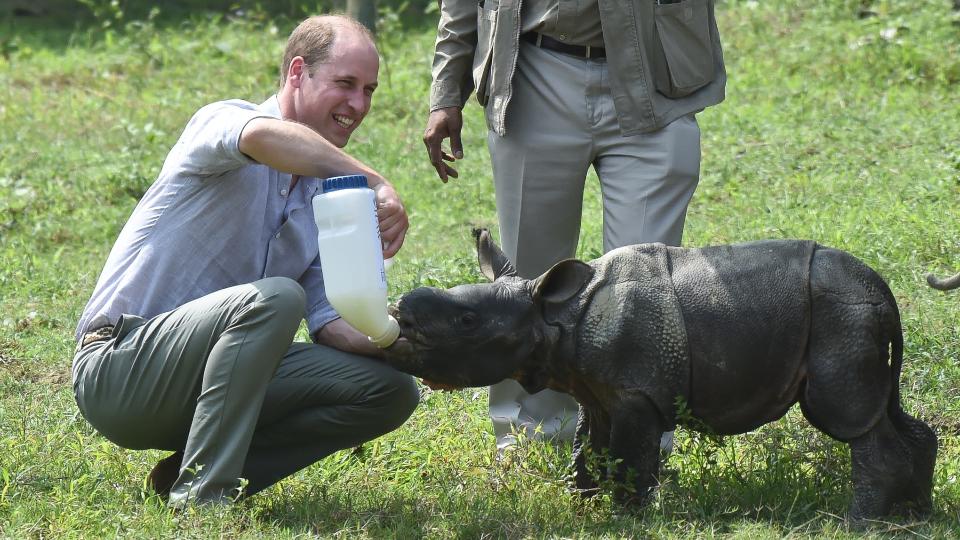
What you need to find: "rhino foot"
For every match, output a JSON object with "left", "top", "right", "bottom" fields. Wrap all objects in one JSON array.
[{"left": 847, "top": 411, "right": 937, "bottom": 522}]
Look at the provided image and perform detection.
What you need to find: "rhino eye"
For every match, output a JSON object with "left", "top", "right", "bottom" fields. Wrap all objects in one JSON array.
[{"left": 459, "top": 312, "right": 479, "bottom": 327}]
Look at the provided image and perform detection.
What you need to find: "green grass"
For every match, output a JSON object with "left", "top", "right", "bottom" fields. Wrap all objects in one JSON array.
[{"left": 2, "top": 0, "right": 959, "bottom": 537}]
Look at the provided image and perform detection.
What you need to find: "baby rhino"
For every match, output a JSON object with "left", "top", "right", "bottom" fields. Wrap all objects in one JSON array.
[{"left": 383, "top": 229, "right": 937, "bottom": 520}]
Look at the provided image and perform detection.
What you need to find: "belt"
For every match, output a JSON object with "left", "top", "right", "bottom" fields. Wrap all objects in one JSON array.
[
  {"left": 76, "top": 325, "right": 115, "bottom": 353},
  {"left": 521, "top": 32, "right": 606, "bottom": 59}
]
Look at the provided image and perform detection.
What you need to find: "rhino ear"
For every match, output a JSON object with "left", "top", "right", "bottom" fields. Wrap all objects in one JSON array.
[
  {"left": 474, "top": 228, "right": 517, "bottom": 281},
  {"left": 532, "top": 259, "right": 594, "bottom": 305}
]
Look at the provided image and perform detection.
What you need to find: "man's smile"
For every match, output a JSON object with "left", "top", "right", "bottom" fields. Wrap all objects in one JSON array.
[{"left": 333, "top": 114, "right": 356, "bottom": 129}]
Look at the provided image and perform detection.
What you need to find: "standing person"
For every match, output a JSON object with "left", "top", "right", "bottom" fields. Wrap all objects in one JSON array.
[
  {"left": 423, "top": 1, "right": 726, "bottom": 452},
  {"left": 72, "top": 15, "right": 420, "bottom": 508}
]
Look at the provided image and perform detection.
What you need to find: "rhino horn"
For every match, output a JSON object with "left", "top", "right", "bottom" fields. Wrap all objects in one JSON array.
[
  {"left": 474, "top": 228, "right": 517, "bottom": 281},
  {"left": 532, "top": 259, "right": 594, "bottom": 305}
]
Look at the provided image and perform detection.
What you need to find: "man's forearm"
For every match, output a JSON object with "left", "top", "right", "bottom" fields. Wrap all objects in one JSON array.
[{"left": 238, "top": 117, "right": 390, "bottom": 188}]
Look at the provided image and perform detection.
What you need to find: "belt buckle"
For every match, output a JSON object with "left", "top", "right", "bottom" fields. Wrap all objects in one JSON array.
[{"left": 76, "top": 325, "right": 115, "bottom": 353}]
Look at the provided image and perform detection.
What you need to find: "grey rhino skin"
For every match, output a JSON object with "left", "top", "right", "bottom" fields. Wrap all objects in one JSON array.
[
  {"left": 384, "top": 229, "right": 937, "bottom": 520},
  {"left": 927, "top": 271, "right": 960, "bottom": 291}
]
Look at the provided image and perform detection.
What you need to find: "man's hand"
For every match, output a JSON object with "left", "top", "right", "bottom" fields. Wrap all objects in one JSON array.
[
  {"left": 423, "top": 107, "right": 464, "bottom": 182},
  {"left": 315, "top": 318, "right": 385, "bottom": 358},
  {"left": 372, "top": 183, "right": 408, "bottom": 259}
]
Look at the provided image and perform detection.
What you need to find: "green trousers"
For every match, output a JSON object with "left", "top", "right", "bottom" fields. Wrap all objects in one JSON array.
[{"left": 72, "top": 277, "right": 419, "bottom": 506}]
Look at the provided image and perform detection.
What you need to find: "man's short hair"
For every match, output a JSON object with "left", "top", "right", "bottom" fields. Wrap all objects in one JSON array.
[{"left": 279, "top": 15, "right": 375, "bottom": 87}]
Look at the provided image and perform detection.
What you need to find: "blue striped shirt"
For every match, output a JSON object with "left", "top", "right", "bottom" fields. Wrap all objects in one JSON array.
[{"left": 75, "top": 96, "right": 338, "bottom": 341}]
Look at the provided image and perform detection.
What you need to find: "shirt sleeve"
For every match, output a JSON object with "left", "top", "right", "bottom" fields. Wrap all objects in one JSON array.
[
  {"left": 300, "top": 253, "right": 340, "bottom": 341},
  {"left": 430, "top": 0, "right": 480, "bottom": 111},
  {"left": 167, "top": 100, "right": 274, "bottom": 177}
]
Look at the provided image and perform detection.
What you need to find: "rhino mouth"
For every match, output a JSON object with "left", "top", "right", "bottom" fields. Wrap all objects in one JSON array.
[
  {"left": 393, "top": 310, "right": 435, "bottom": 350},
  {"left": 394, "top": 330, "right": 433, "bottom": 351}
]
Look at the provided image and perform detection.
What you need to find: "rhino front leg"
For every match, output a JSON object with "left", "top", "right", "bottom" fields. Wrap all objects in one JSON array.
[
  {"left": 608, "top": 396, "right": 663, "bottom": 507},
  {"left": 572, "top": 405, "right": 596, "bottom": 496},
  {"left": 571, "top": 405, "right": 610, "bottom": 498}
]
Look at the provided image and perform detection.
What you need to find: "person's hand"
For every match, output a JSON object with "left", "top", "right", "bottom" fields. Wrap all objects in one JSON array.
[
  {"left": 315, "top": 318, "right": 384, "bottom": 358},
  {"left": 423, "top": 107, "right": 463, "bottom": 182},
  {"left": 372, "top": 183, "right": 408, "bottom": 259}
]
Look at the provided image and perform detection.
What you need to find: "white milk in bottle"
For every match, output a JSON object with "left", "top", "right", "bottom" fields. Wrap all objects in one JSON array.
[{"left": 312, "top": 174, "right": 400, "bottom": 348}]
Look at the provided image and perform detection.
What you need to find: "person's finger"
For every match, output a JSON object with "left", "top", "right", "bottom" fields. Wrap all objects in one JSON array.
[
  {"left": 377, "top": 195, "right": 408, "bottom": 228},
  {"left": 450, "top": 129, "right": 464, "bottom": 160},
  {"left": 376, "top": 194, "right": 400, "bottom": 214},
  {"left": 422, "top": 128, "right": 450, "bottom": 180},
  {"left": 381, "top": 219, "right": 404, "bottom": 245},
  {"left": 432, "top": 152, "right": 449, "bottom": 182},
  {"left": 443, "top": 163, "right": 459, "bottom": 178},
  {"left": 422, "top": 131, "right": 440, "bottom": 163},
  {"left": 378, "top": 206, "right": 405, "bottom": 232},
  {"left": 382, "top": 223, "right": 407, "bottom": 258}
]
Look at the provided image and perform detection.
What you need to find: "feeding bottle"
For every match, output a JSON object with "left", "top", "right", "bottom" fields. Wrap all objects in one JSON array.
[{"left": 312, "top": 174, "right": 400, "bottom": 348}]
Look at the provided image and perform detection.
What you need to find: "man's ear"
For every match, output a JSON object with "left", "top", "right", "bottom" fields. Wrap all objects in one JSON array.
[
  {"left": 532, "top": 259, "right": 594, "bottom": 306},
  {"left": 474, "top": 228, "right": 517, "bottom": 281},
  {"left": 287, "top": 56, "right": 306, "bottom": 88}
]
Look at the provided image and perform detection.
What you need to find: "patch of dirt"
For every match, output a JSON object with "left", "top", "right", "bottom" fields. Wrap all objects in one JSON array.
[{"left": 0, "top": 339, "right": 71, "bottom": 386}]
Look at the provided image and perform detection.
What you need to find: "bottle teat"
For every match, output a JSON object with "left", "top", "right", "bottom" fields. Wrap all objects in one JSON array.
[{"left": 368, "top": 315, "right": 400, "bottom": 348}]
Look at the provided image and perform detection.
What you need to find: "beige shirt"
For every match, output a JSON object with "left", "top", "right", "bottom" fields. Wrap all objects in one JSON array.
[
  {"left": 522, "top": 0, "right": 604, "bottom": 48},
  {"left": 431, "top": 0, "right": 726, "bottom": 136}
]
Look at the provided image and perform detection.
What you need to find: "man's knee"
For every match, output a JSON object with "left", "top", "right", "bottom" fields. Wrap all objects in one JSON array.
[
  {"left": 253, "top": 277, "right": 306, "bottom": 317},
  {"left": 376, "top": 372, "right": 420, "bottom": 432}
]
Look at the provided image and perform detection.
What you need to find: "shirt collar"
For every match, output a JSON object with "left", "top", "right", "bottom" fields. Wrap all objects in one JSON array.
[{"left": 259, "top": 95, "right": 283, "bottom": 119}]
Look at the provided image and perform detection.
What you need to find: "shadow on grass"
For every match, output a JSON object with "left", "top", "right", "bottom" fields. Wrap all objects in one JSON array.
[
  {"left": 254, "top": 483, "right": 952, "bottom": 538},
  {"left": 254, "top": 495, "right": 613, "bottom": 538}
]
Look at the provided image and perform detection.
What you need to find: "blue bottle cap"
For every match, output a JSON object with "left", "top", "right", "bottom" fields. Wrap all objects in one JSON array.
[{"left": 322, "top": 174, "right": 368, "bottom": 193}]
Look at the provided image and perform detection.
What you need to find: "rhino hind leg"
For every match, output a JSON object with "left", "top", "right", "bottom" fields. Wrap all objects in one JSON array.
[
  {"left": 887, "top": 408, "right": 938, "bottom": 516},
  {"left": 847, "top": 415, "right": 928, "bottom": 520},
  {"left": 800, "top": 275, "right": 925, "bottom": 519},
  {"left": 800, "top": 302, "right": 891, "bottom": 441}
]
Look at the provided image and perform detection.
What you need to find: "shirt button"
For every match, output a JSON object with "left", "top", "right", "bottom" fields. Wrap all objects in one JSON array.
[
  {"left": 280, "top": 189, "right": 288, "bottom": 196},
  {"left": 275, "top": 232, "right": 281, "bottom": 239},
  {"left": 559, "top": 33, "right": 567, "bottom": 41}
]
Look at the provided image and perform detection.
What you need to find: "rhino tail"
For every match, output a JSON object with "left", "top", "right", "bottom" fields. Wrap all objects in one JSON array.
[
  {"left": 881, "top": 282, "right": 906, "bottom": 419},
  {"left": 926, "top": 271, "right": 960, "bottom": 291},
  {"left": 887, "top": 316, "right": 905, "bottom": 419}
]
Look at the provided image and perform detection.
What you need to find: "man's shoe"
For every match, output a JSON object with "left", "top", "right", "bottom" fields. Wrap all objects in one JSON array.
[{"left": 146, "top": 450, "right": 183, "bottom": 498}]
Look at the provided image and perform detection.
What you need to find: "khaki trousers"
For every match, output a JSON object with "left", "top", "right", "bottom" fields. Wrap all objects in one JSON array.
[
  {"left": 73, "top": 277, "right": 419, "bottom": 506},
  {"left": 487, "top": 42, "right": 701, "bottom": 449}
]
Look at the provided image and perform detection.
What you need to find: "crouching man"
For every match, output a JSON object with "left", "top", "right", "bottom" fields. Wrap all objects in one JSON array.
[{"left": 72, "top": 15, "right": 419, "bottom": 507}]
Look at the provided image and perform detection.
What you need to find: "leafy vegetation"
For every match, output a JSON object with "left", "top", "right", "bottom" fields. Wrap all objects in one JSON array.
[{"left": 1, "top": 0, "right": 958, "bottom": 537}]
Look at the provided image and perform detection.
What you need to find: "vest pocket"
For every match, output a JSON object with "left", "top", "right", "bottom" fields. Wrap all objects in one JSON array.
[
  {"left": 473, "top": 4, "right": 498, "bottom": 107},
  {"left": 651, "top": 0, "right": 716, "bottom": 98}
]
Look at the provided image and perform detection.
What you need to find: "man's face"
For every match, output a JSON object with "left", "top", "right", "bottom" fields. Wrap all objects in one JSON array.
[{"left": 294, "top": 31, "right": 379, "bottom": 148}]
